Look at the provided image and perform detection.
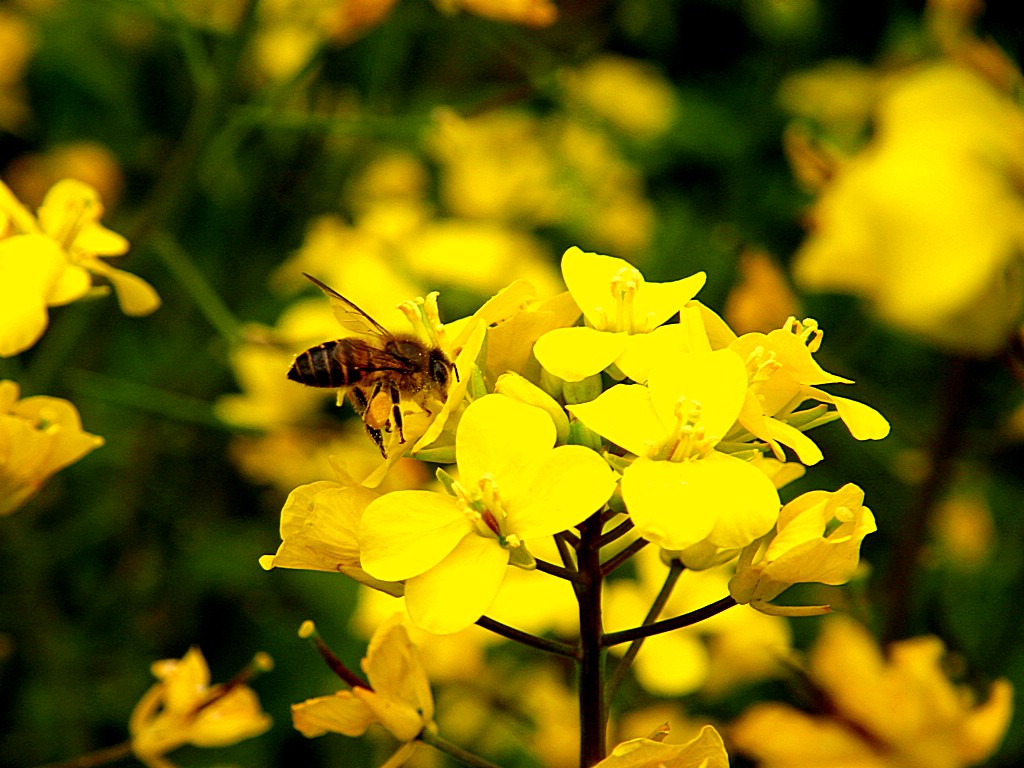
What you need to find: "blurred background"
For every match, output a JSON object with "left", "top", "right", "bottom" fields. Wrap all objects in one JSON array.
[{"left": 2, "top": 0, "right": 1024, "bottom": 766}]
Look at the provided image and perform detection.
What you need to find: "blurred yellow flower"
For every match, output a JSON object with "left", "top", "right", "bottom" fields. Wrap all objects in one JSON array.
[
  {"left": 792, "top": 62, "right": 1024, "bottom": 356},
  {"left": 597, "top": 724, "right": 729, "bottom": 768},
  {"left": 359, "top": 394, "right": 616, "bottom": 633},
  {"left": 292, "top": 614, "right": 435, "bottom": 766},
  {"left": 562, "top": 55, "right": 677, "bottom": 138},
  {"left": 0, "top": 380, "right": 104, "bottom": 516},
  {"left": 129, "top": 647, "right": 272, "bottom": 768},
  {"left": 729, "top": 483, "right": 876, "bottom": 615},
  {"left": 730, "top": 617, "right": 1014, "bottom": 768},
  {"left": 534, "top": 247, "right": 707, "bottom": 382},
  {"left": 0, "top": 178, "right": 159, "bottom": 356},
  {"left": 569, "top": 350, "right": 780, "bottom": 552},
  {"left": 432, "top": 0, "right": 557, "bottom": 27}
]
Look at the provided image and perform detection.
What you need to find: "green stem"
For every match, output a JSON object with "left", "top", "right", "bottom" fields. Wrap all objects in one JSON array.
[
  {"left": 420, "top": 731, "right": 503, "bottom": 768},
  {"left": 605, "top": 559, "right": 684, "bottom": 706},
  {"left": 32, "top": 740, "right": 132, "bottom": 768},
  {"left": 602, "top": 596, "right": 737, "bottom": 647},
  {"left": 475, "top": 616, "right": 577, "bottom": 659},
  {"left": 147, "top": 233, "right": 243, "bottom": 344},
  {"left": 577, "top": 512, "right": 606, "bottom": 767}
]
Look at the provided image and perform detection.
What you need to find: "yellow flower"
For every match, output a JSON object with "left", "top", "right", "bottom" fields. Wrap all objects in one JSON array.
[
  {"left": 730, "top": 617, "right": 1014, "bottom": 768},
  {"left": 259, "top": 478, "right": 404, "bottom": 596},
  {"left": 0, "top": 380, "right": 104, "bottom": 516},
  {"left": 432, "top": 0, "right": 557, "bottom": 28},
  {"left": 359, "top": 394, "right": 617, "bottom": 633},
  {"left": 534, "top": 247, "right": 707, "bottom": 382},
  {"left": 292, "top": 614, "right": 435, "bottom": 766},
  {"left": 569, "top": 350, "right": 780, "bottom": 552},
  {"left": 792, "top": 63, "right": 1024, "bottom": 356},
  {"left": 730, "top": 318, "right": 890, "bottom": 465},
  {"left": 561, "top": 55, "right": 677, "bottom": 138},
  {"left": 0, "top": 178, "right": 159, "bottom": 356},
  {"left": 729, "top": 484, "right": 876, "bottom": 615},
  {"left": 596, "top": 724, "right": 729, "bottom": 768},
  {"left": 129, "top": 647, "right": 272, "bottom": 768}
]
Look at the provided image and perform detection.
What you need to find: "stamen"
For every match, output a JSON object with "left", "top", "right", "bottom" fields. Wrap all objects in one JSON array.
[
  {"left": 783, "top": 316, "right": 824, "bottom": 352},
  {"left": 609, "top": 266, "right": 643, "bottom": 333}
]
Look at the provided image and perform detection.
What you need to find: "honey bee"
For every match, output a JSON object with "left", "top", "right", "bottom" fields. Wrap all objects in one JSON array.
[{"left": 287, "top": 273, "right": 456, "bottom": 457}]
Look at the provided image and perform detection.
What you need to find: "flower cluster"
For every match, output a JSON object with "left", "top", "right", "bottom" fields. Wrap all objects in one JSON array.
[{"left": 265, "top": 245, "right": 894, "bottom": 766}]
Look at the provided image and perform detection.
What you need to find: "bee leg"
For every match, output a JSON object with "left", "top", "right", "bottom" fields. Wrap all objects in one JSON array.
[
  {"left": 389, "top": 380, "right": 405, "bottom": 445},
  {"left": 348, "top": 387, "right": 369, "bottom": 416},
  {"left": 366, "top": 424, "right": 387, "bottom": 458}
]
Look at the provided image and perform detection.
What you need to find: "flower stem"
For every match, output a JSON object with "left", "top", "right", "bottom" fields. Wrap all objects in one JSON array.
[
  {"left": 600, "top": 537, "right": 648, "bottom": 576},
  {"left": 421, "top": 730, "right": 503, "bottom": 768},
  {"left": 32, "top": 740, "right": 132, "bottom": 768},
  {"left": 577, "top": 512, "right": 607, "bottom": 767},
  {"left": 602, "top": 596, "right": 737, "bottom": 647},
  {"left": 475, "top": 616, "right": 578, "bottom": 659},
  {"left": 605, "top": 559, "right": 684, "bottom": 705}
]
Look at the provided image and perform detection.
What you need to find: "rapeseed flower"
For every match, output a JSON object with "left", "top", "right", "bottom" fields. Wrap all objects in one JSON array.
[
  {"left": 129, "top": 647, "right": 272, "bottom": 768},
  {"left": 597, "top": 724, "right": 729, "bottom": 768},
  {"left": 359, "top": 393, "right": 616, "bottom": 633},
  {"left": 792, "top": 63, "right": 1024, "bottom": 356},
  {"left": 729, "top": 483, "right": 876, "bottom": 615},
  {"left": 534, "top": 247, "right": 707, "bottom": 382},
  {"left": 0, "top": 178, "right": 159, "bottom": 356},
  {"left": 730, "top": 617, "right": 1014, "bottom": 768},
  {"left": 292, "top": 615, "right": 435, "bottom": 766},
  {"left": 0, "top": 380, "right": 103, "bottom": 516},
  {"left": 569, "top": 350, "right": 779, "bottom": 552}
]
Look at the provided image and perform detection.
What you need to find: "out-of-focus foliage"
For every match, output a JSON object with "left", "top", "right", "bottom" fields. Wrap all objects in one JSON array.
[{"left": 2, "top": 1, "right": 1024, "bottom": 767}]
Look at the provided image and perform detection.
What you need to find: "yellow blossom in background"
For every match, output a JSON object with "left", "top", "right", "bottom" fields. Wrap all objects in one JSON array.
[
  {"left": 0, "top": 178, "right": 159, "bottom": 356},
  {"left": 359, "top": 394, "right": 616, "bottom": 633},
  {"left": 0, "top": 380, "right": 104, "bottom": 516},
  {"left": 723, "top": 249, "right": 800, "bottom": 335},
  {"left": 792, "top": 62, "right": 1024, "bottom": 356},
  {"left": 534, "top": 247, "right": 707, "bottom": 382},
  {"left": 432, "top": 0, "right": 557, "bottom": 27},
  {"left": 569, "top": 350, "right": 780, "bottom": 552},
  {"left": 0, "top": 6, "right": 34, "bottom": 132},
  {"left": 596, "top": 724, "right": 729, "bottom": 768},
  {"left": 292, "top": 615, "right": 435, "bottom": 767},
  {"left": 3, "top": 140, "right": 125, "bottom": 210},
  {"left": 730, "top": 617, "right": 1014, "bottom": 768},
  {"left": 562, "top": 55, "right": 677, "bottom": 138},
  {"left": 729, "top": 483, "right": 876, "bottom": 615},
  {"left": 129, "top": 647, "right": 272, "bottom": 768}
]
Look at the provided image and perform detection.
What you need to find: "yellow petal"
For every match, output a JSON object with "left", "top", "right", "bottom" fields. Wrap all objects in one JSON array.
[
  {"left": 818, "top": 391, "right": 891, "bottom": 440},
  {"left": 456, "top": 394, "right": 555, "bottom": 488},
  {"left": 622, "top": 458, "right": 718, "bottom": 550},
  {"left": 405, "top": 533, "right": 509, "bottom": 633},
  {"left": 292, "top": 692, "right": 374, "bottom": 737},
  {"left": 533, "top": 326, "right": 628, "bottom": 382},
  {"left": 359, "top": 492, "right": 469, "bottom": 581},
  {"left": 507, "top": 444, "right": 616, "bottom": 539},
  {"left": 568, "top": 384, "right": 666, "bottom": 456},
  {"left": 0, "top": 234, "right": 66, "bottom": 356},
  {"left": 648, "top": 349, "right": 747, "bottom": 441},
  {"left": 85, "top": 259, "right": 161, "bottom": 316}
]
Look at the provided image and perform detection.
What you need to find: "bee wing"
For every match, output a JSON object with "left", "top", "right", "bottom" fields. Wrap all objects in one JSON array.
[{"left": 303, "top": 273, "right": 390, "bottom": 339}]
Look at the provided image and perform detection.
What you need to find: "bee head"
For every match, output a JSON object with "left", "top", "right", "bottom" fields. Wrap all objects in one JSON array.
[{"left": 429, "top": 349, "right": 456, "bottom": 392}]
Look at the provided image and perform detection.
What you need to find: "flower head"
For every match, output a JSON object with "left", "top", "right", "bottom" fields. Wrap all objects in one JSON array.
[
  {"left": 0, "top": 178, "right": 159, "bottom": 356},
  {"left": 730, "top": 617, "right": 1014, "bottom": 768},
  {"left": 0, "top": 380, "right": 104, "bottom": 516},
  {"left": 129, "top": 647, "right": 272, "bottom": 768},
  {"left": 729, "top": 483, "right": 876, "bottom": 615},
  {"left": 596, "top": 724, "right": 729, "bottom": 768},
  {"left": 534, "top": 247, "right": 707, "bottom": 382},
  {"left": 292, "top": 615, "right": 434, "bottom": 767},
  {"left": 359, "top": 393, "right": 617, "bottom": 633},
  {"left": 569, "top": 350, "right": 779, "bottom": 552}
]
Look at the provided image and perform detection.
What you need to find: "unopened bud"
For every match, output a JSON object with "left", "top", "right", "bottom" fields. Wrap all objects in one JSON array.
[{"left": 563, "top": 373, "right": 603, "bottom": 405}]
